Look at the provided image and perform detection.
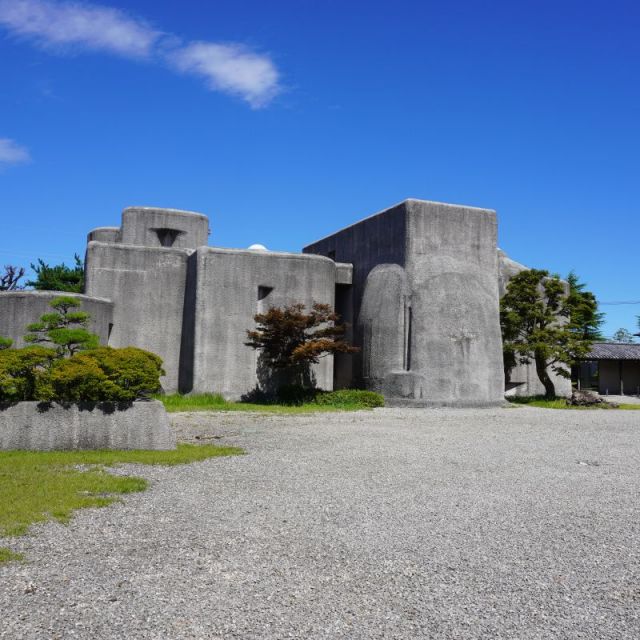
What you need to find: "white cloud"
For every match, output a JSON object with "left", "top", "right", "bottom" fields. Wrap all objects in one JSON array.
[
  {"left": 167, "top": 42, "right": 280, "bottom": 108},
  {"left": 0, "top": 138, "right": 31, "bottom": 166},
  {"left": 0, "top": 0, "right": 160, "bottom": 58},
  {"left": 0, "top": 0, "right": 282, "bottom": 106}
]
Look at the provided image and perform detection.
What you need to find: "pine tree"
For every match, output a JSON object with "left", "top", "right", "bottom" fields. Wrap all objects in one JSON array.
[
  {"left": 500, "top": 269, "right": 594, "bottom": 398},
  {"left": 24, "top": 296, "right": 98, "bottom": 357}
]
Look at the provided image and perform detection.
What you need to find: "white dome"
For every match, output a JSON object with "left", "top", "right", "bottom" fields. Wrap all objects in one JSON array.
[{"left": 248, "top": 243, "right": 268, "bottom": 251}]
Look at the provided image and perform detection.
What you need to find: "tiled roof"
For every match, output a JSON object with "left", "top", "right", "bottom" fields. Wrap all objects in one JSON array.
[{"left": 583, "top": 342, "right": 640, "bottom": 360}]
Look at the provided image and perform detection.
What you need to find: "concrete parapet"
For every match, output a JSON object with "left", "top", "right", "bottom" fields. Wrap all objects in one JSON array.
[
  {"left": 121, "top": 207, "right": 209, "bottom": 249},
  {"left": 0, "top": 400, "right": 175, "bottom": 450},
  {"left": 87, "top": 227, "right": 120, "bottom": 244}
]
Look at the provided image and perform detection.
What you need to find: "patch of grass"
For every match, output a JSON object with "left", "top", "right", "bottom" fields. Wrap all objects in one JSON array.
[
  {"left": 158, "top": 391, "right": 384, "bottom": 413},
  {"left": 508, "top": 396, "right": 640, "bottom": 410},
  {"left": 0, "top": 444, "right": 242, "bottom": 539},
  {"left": 0, "top": 547, "right": 24, "bottom": 565}
]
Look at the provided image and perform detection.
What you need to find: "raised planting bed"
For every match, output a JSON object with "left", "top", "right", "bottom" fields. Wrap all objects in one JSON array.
[{"left": 0, "top": 400, "right": 176, "bottom": 450}]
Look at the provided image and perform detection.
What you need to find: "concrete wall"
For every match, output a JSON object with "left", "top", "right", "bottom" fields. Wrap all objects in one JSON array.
[
  {"left": 87, "top": 227, "right": 120, "bottom": 244},
  {"left": 498, "top": 250, "right": 572, "bottom": 398},
  {"left": 403, "top": 200, "right": 505, "bottom": 405},
  {"left": 358, "top": 264, "right": 411, "bottom": 390},
  {"left": 0, "top": 291, "right": 113, "bottom": 348},
  {"left": 84, "top": 242, "right": 191, "bottom": 392},
  {"left": 87, "top": 207, "right": 209, "bottom": 251},
  {"left": 186, "top": 248, "right": 337, "bottom": 399},
  {"left": 120, "top": 207, "right": 209, "bottom": 249},
  {"left": 0, "top": 400, "right": 175, "bottom": 450}
]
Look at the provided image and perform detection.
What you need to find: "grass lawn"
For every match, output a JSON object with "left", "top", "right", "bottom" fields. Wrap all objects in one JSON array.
[
  {"left": 0, "top": 443, "right": 242, "bottom": 564},
  {"left": 158, "top": 391, "right": 383, "bottom": 413},
  {"left": 508, "top": 396, "right": 640, "bottom": 410}
]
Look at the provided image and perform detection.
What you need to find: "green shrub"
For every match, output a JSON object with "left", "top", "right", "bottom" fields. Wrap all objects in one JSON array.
[
  {"left": 81, "top": 347, "right": 165, "bottom": 400},
  {"left": 0, "top": 346, "right": 164, "bottom": 403},
  {"left": 44, "top": 354, "right": 114, "bottom": 402},
  {"left": 313, "top": 389, "right": 385, "bottom": 408},
  {"left": 0, "top": 346, "right": 56, "bottom": 402}
]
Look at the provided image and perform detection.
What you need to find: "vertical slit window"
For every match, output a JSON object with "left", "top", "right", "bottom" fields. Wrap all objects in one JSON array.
[{"left": 404, "top": 304, "right": 412, "bottom": 371}]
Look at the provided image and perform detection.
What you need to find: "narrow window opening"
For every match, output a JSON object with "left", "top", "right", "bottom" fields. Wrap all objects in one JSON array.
[
  {"left": 403, "top": 305, "right": 412, "bottom": 371},
  {"left": 153, "top": 228, "right": 183, "bottom": 247},
  {"left": 257, "top": 286, "right": 273, "bottom": 301},
  {"left": 107, "top": 322, "right": 114, "bottom": 345}
]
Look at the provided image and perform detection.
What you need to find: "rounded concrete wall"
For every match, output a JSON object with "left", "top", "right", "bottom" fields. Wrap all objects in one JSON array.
[
  {"left": 120, "top": 207, "right": 209, "bottom": 250},
  {"left": 0, "top": 291, "right": 114, "bottom": 348}
]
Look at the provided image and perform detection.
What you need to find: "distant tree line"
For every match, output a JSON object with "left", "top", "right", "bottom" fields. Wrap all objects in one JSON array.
[{"left": 1, "top": 255, "right": 84, "bottom": 293}]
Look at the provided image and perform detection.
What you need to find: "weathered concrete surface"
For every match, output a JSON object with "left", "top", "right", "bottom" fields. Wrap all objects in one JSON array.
[
  {"left": 84, "top": 242, "right": 190, "bottom": 392},
  {"left": 404, "top": 200, "right": 504, "bottom": 405},
  {"left": 120, "top": 207, "right": 209, "bottom": 250},
  {"left": 305, "top": 200, "right": 505, "bottom": 406},
  {"left": 0, "top": 291, "right": 113, "bottom": 348},
  {"left": 358, "top": 264, "right": 411, "bottom": 387},
  {"left": 186, "top": 248, "right": 337, "bottom": 398},
  {"left": 498, "top": 250, "right": 572, "bottom": 398},
  {"left": 87, "top": 207, "right": 209, "bottom": 250},
  {"left": 0, "top": 400, "right": 175, "bottom": 450},
  {"left": 87, "top": 227, "right": 120, "bottom": 244}
]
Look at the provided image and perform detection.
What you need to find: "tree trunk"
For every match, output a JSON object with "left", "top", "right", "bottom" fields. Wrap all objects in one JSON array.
[{"left": 534, "top": 350, "right": 556, "bottom": 398}]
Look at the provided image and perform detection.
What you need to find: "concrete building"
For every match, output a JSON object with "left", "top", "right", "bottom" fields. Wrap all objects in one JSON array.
[{"left": 0, "top": 199, "right": 562, "bottom": 405}]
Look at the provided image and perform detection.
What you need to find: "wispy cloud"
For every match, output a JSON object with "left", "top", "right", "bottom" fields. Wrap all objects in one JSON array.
[
  {"left": 0, "top": 0, "right": 282, "bottom": 106},
  {"left": 0, "top": 138, "right": 31, "bottom": 167},
  {"left": 168, "top": 42, "right": 280, "bottom": 108},
  {"left": 0, "top": 0, "right": 159, "bottom": 58}
]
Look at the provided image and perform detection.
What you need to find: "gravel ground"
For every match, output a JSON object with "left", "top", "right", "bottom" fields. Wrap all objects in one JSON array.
[{"left": 2, "top": 406, "right": 640, "bottom": 639}]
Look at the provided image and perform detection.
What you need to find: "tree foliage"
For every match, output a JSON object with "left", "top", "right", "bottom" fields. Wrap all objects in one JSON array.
[
  {"left": 246, "top": 302, "right": 358, "bottom": 371},
  {"left": 0, "top": 265, "right": 25, "bottom": 291},
  {"left": 27, "top": 254, "right": 84, "bottom": 293},
  {"left": 500, "top": 269, "right": 595, "bottom": 398},
  {"left": 24, "top": 296, "right": 99, "bottom": 358},
  {"left": 24, "top": 296, "right": 98, "bottom": 357},
  {"left": 565, "top": 271, "right": 605, "bottom": 341},
  {"left": 611, "top": 328, "right": 635, "bottom": 343}
]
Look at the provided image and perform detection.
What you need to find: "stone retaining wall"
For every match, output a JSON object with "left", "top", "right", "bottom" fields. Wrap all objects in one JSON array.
[{"left": 0, "top": 400, "right": 175, "bottom": 450}]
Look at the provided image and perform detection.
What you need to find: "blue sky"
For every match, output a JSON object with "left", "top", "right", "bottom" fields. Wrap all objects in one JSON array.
[{"left": 1, "top": 0, "right": 638, "bottom": 337}]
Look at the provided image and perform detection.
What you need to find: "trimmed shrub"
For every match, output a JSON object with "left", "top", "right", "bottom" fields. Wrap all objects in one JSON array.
[
  {"left": 313, "top": 389, "right": 385, "bottom": 408},
  {"left": 0, "top": 346, "right": 56, "bottom": 402},
  {"left": 45, "top": 354, "right": 115, "bottom": 402},
  {"left": 0, "top": 346, "right": 164, "bottom": 403},
  {"left": 81, "top": 347, "right": 165, "bottom": 401}
]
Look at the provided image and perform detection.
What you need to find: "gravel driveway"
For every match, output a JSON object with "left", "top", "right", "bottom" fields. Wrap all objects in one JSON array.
[{"left": 2, "top": 406, "right": 640, "bottom": 639}]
